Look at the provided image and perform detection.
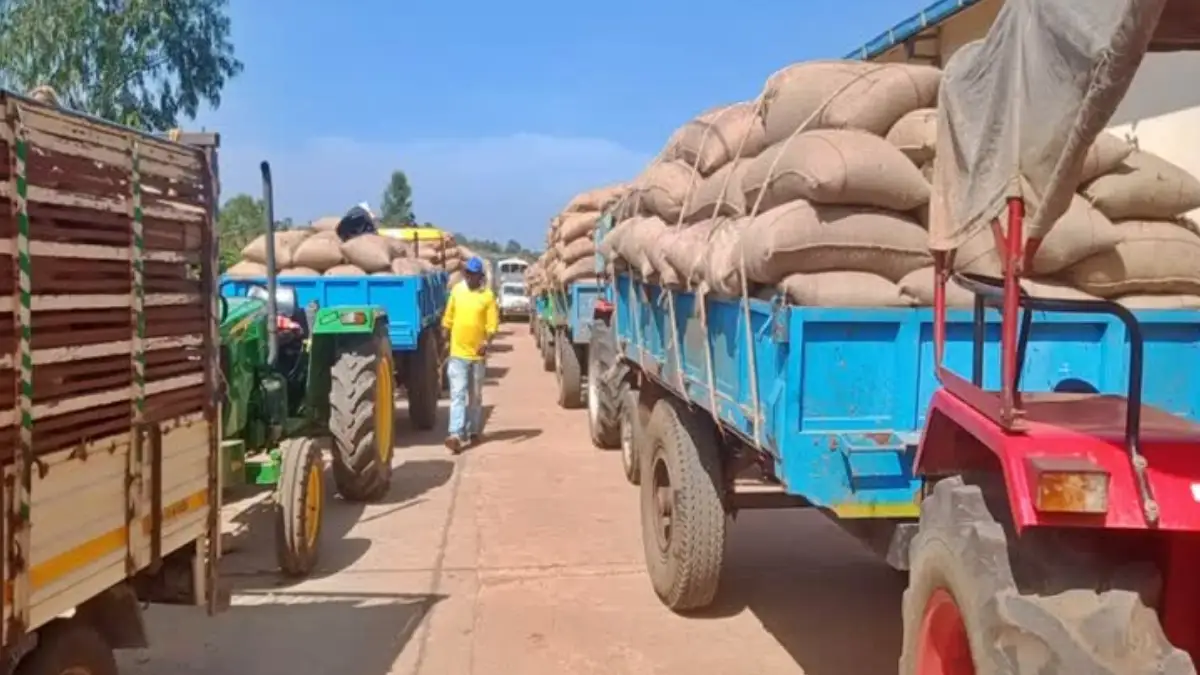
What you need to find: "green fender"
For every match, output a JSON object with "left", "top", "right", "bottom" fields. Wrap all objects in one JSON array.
[{"left": 303, "top": 306, "right": 389, "bottom": 432}]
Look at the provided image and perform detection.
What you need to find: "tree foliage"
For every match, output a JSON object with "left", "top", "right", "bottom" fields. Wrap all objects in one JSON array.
[
  {"left": 380, "top": 170, "right": 415, "bottom": 225},
  {"left": 217, "top": 194, "right": 293, "bottom": 271},
  {"left": 0, "top": 0, "right": 243, "bottom": 131}
]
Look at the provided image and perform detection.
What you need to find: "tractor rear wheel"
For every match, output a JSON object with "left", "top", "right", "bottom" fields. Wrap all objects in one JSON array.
[
  {"left": 329, "top": 324, "right": 395, "bottom": 502},
  {"left": 15, "top": 619, "right": 117, "bottom": 675},
  {"left": 588, "top": 321, "right": 625, "bottom": 449},
  {"left": 900, "top": 476, "right": 1193, "bottom": 675},
  {"left": 640, "top": 396, "right": 726, "bottom": 611},
  {"left": 556, "top": 331, "right": 584, "bottom": 409},
  {"left": 275, "top": 436, "right": 325, "bottom": 577},
  {"left": 408, "top": 330, "right": 440, "bottom": 431}
]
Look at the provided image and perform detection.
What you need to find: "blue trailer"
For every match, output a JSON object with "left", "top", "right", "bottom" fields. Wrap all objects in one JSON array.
[
  {"left": 585, "top": 237, "right": 1200, "bottom": 612},
  {"left": 546, "top": 279, "right": 605, "bottom": 409},
  {"left": 222, "top": 270, "right": 449, "bottom": 431}
]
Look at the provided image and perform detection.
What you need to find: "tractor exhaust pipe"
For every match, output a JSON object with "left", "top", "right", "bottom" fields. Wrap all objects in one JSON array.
[{"left": 261, "top": 160, "right": 279, "bottom": 367}]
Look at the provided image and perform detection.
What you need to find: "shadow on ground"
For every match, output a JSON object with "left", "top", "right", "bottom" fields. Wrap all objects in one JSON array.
[
  {"left": 220, "top": 403, "right": 456, "bottom": 586},
  {"left": 697, "top": 509, "right": 907, "bottom": 675},
  {"left": 118, "top": 589, "right": 444, "bottom": 675}
]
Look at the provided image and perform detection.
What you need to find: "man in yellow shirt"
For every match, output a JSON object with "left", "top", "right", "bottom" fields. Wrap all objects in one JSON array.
[{"left": 441, "top": 257, "right": 498, "bottom": 452}]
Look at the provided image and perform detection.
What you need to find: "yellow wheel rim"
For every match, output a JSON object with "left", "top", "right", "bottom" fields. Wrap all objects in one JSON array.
[
  {"left": 376, "top": 352, "right": 395, "bottom": 465},
  {"left": 303, "top": 461, "right": 322, "bottom": 549}
]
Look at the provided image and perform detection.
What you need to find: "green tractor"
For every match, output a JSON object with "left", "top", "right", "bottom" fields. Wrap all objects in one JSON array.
[{"left": 218, "top": 161, "right": 396, "bottom": 576}]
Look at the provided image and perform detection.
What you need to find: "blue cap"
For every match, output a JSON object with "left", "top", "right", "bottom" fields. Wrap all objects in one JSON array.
[{"left": 465, "top": 257, "right": 485, "bottom": 274}]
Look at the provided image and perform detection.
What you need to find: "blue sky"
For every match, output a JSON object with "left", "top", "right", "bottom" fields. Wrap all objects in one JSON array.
[{"left": 195, "top": 0, "right": 922, "bottom": 248}]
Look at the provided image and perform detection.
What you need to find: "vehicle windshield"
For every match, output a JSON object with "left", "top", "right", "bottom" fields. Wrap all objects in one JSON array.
[{"left": 500, "top": 283, "right": 525, "bottom": 297}]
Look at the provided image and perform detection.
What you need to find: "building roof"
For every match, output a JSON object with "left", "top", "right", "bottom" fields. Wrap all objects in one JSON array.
[{"left": 843, "top": 0, "right": 984, "bottom": 60}]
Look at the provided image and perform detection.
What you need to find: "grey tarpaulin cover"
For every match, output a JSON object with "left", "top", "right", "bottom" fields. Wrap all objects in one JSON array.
[{"left": 929, "top": 0, "right": 1174, "bottom": 254}]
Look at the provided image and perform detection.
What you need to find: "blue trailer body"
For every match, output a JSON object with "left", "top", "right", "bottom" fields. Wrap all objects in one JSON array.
[
  {"left": 221, "top": 271, "right": 449, "bottom": 352},
  {"left": 553, "top": 280, "right": 603, "bottom": 345},
  {"left": 611, "top": 273, "right": 1200, "bottom": 518}
]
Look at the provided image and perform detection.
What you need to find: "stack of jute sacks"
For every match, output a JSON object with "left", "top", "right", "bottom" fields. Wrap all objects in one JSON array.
[
  {"left": 597, "top": 59, "right": 1200, "bottom": 309},
  {"left": 226, "top": 216, "right": 431, "bottom": 277},
  {"left": 525, "top": 258, "right": 548, "bottom": 296},
  {"left": 544, "top": 184, "right": 627, "bottom": 288}
]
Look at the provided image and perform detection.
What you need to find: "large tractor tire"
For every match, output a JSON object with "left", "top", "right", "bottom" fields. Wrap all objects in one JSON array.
[
  {"left": 15, "top": 619, "right": 117, "bottom": 675},
  {"left": 275, "top": 436, "right": 325, "bottom": 577},
  {"left": 588, "top": 321, "right": 626, "bottom": 449},
  {"left": 621, "top": 387, "right": 653, "bottom": 486},
  {"left": 407, "top": 330, "right": 440, "bottom": 431},
  {"left": 899, "top": 476, "right": 1193, "bottom": 675},
  {"left": 329, "top": 324, "right": 395, "bottom": 502},
  {"left": 640, "top": 396, "right": 726, "bottom": 611},
  {"left": 556, "top": 330, "right": 584, "bottom": 409}
]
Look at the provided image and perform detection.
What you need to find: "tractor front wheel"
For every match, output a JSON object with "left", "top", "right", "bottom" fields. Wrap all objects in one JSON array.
[
  {"left": 275, "top": 436, "right": 325, "bottom": 577},
  {"left": 329, "top": 324, "right": 395, "bottom": 502},
  {"left": 588, "top": 321, "right": 626, "bottom": 449},
  {"left": 556, "top": 331, "right": 584, "bottom": 409},
  {"left": 900, "top": 476, "right": 1193, "bottom": 675},
  {"left": 540, "top": 324, "right": 555, "bottom": 372},
  {"left": 408, "top": 330, "right": 440, "bottom": 431}
]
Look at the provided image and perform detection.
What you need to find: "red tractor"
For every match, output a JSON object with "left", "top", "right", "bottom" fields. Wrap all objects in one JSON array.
[{"left": 899, "top": 1, "right": 1200, "bottom": 672}]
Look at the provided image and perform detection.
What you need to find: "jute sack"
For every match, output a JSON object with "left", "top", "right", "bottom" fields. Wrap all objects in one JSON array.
[
  {"left": 449, "top": 271, "right": 464, "bottom": 287},
  {"left": 226, "top": 260, "right": 267, "bottom": 278},
  {"left": 341, "top": 234, "right": 393, "bottom": 272},
  {"left": 390, "top": 258, "right": 427, "bottom": 275},
  {"left": 899, "top": 266, "right": 1099, "bottom": 308},
  {"left": 741, "top": 131, "right": 931, "bottom": 214},
  {"left": 292, "top": 230, "right": 346, "bottom": 271},
  {"left": 559, "top": 211, "right": 599, "bottom": 242},
  {"left": 280, "top": 266, "right": 320, "bottom": 276},
  {"left": 733, "top": 201, "right": 931, "bottom": 285},
  {"left": 952, "top": 195, "right": 1120, "bottom": 276},
  {"left": 885, "top": 108, "right": 937, "bottom": 165},
  {"left": 416, "top": 245, "right": 445, "bottom": 262},
  {"left": 564, "top": 183, "right": 627, "bottom": 213},
  {"left": 560, "top": 236, "right": 596, "bottom": 265},
  {"left": 616, "top": 216, "right": 670, "bottom": 276},
  {"left": 665, "top": 101, "right": 767, "bottom": 176},
  {"left": 683, "top": 159, "right": 749, "bottom": 223},
  {"left": 1082, "top": 150, "right": 1200, "bottom": 220},
  {"left": 599, "top": 218, "right": 634, "bottom": 260},
  {"left": 663, "top": 218, "right": 723, "bottom": 284},
  {"left": 387, "top": 238, "right": 413, "bottom": 259},
  {"left": 1079, "top": 133, "right": 1135, "bottom": 185},
  {"left": 646, "top": 228, "right": 683, "bottom": 286},
  {"left": 1115, "top": 294, "right": 1200, "bottom": 309},
  {"left": 703, "top": 217, "right": 753, "bottom": 296},
  {"left": 631, "top": 160, "right": 696, "bottom": 223},
  {"left": 776, "top": 271, "right": 914, "bottom": 307},
  {"left": 241, "top": 230, "right": 312, "bottom": 268},
  {"left": 445, "top": 256, "right": 463, "bottom": 273},
  {"left": 311, "top": 216, "right": 340, "bottom": 232},
  {"left": 761, "top": 60, "right": 942, "bottom": 145},
  {"left": 560, "top": 258, "right": 597, "bottom": 285},
  {"left": 1063, "top": 220, "right": 1200, "bottom": 297},
  {"left": 325, "top": 264, "right": 368, "bottom": 276}
]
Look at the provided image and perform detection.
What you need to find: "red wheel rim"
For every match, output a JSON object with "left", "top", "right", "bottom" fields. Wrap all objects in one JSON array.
[{"left": 916, "top": 589, "right": 975, "bottom": 675}]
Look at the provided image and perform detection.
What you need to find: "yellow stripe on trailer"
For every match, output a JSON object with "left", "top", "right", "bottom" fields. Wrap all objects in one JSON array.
[
  {"left": 4, "top": 489, "right": 209, "bottom": 600},
  {"left": 830, "top": 501, "right": 921, "bottom": 519},
  {"left": 380, "top": 227, "right": 446, "bottom": 242}
]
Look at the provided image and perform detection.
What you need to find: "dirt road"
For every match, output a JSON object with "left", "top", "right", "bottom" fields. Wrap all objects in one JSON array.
[{"left": 119, "top": 324, "right": 905, "bottom": 675}]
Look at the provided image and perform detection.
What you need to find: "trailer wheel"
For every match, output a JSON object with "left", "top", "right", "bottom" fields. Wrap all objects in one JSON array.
[
  {"left": 556, "top": 330, "right": 584, "bottom": 409},
  {"left": 407, "top": 330, "right": 440, "bottom": 431},
  {"left": 640, "top": 396, "right": 726, "bottom": 611},
  {"left": 275, "top": 436, "right": 325, "bottom": 577},
  {"left": 620, "top": 388, "right": 652, "bottom": 485},
  {"left": 900, "top": 476, "right": 1193, "bottom": 675},
  {"left": 15, "top": 619, "right": 117, "bottom": 675},
  {"left": 588, "top": 321, "right": 626, "bottom": 448},
  {"left": 329, "top": 324, "right": 394, "bottom": 502},
  {"left": 540, "top": 324, "right": 555, "bottom": 372}
]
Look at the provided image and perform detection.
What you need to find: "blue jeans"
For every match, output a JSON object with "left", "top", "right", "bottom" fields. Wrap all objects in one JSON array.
[{"left": 447, "top": 357, "right": 485, "bottom": 438}]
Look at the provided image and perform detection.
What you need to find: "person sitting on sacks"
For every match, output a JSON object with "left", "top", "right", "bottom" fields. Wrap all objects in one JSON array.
[
  {"left": 441, "top": 257, "right": 498, "bottom": 453},
  {"left": 335, "top": 202, "right": 379, "bottom": 242}
]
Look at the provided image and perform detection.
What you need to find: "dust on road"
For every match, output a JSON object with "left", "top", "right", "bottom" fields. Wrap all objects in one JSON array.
[{"left": 118, "top": 324, "right": 904, "bottom": 675}]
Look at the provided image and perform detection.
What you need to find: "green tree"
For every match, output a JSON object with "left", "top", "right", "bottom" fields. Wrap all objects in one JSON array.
[
  {"left": 217, "top": 194, "right": 265, "bottom": 270},
  {"left": 504, "top": 239, "right": 522, "bottom": 255},
  {"left": 0, "top": 0, "right": 243, "bottom": 131},
  {"left": 380, "top": 170, "right": 414, "bottom": 225}
]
